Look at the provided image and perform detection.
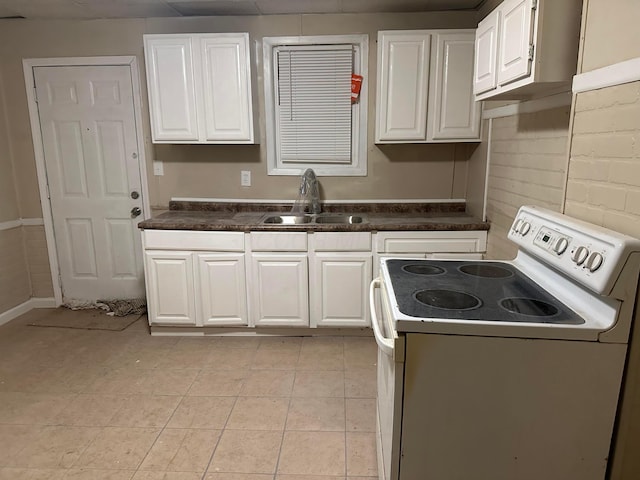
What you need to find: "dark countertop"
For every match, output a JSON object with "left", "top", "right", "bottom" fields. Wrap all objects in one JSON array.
[{"left": 138, "top": 201, "right": 490, "bottom": 232}]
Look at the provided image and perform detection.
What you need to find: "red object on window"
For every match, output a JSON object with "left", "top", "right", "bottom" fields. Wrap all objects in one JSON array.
[{"left": 351, "top": 74, "right": 363, "bottom": 104}]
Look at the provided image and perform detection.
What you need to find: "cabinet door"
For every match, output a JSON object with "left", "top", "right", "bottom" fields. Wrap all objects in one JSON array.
[
  {"left": 497, "top": 0, "right": 535, "bottom": 86},
  {"left": 376, "top": 31, "right": 430, "bottom": 142},
  {"left": 474, "top": 9, "right": 500, "bottom": 95},
  {"left": 144, "top": 35, "right": 200, "bottom": 142},
  {"left": 311, "top": 253, "right": 372, "bottom": 328},
  {"left": 200, "top": 34, "right": 254, "bottom": 142},
  {"left": 251, "top": 254, "right": 309, "bottom": 327},
  {"left": 144, "top": 251, "right": 196, "bottom": 325},
  {"left": 197, "top": 253, "right": 248, "bottom": 326},
  {"left": 429, "top": 32, "right": 480, "bottom": 140}
]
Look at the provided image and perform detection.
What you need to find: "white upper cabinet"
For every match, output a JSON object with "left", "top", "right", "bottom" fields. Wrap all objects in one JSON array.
[
  {"left": 376, "top": 30, "right": 480, "bottom": 143},
  {"left": 200, "top": 36, "right": 254, "bottom": 142},
  {"left": 376, "top": 32, "right": 431, "bottom": 142},
  {"left": 474, "top": 0, "right": 582, "bottom": 100},
  {"left": 429, "top": 32, "right": 480, "bottom": 141},
  {"left": 474, "top": 8, "right": 500, "bottom": 95},
  {"left": 144, "top": 33, "right": 255, "bottom": 144},
  {"left": 144, "top": 36, "right": 200, "bottom": 142},
  {"left": 497, "top": 0, "right": 535, "bottom": 86}
]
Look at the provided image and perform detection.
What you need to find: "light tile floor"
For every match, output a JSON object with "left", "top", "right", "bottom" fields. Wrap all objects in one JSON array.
[{"left": 0, "top": 308, "right": 379, "bottom": 480}]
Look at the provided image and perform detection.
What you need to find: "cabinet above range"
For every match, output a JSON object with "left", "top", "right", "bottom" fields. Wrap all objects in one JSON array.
[
  {"left": 473, "top": 0, "right": 582, "bottom": 101},
  {"left": 375, "top": 29, "right": 481, "bottom": 144},
  {"left": 143, "top": 33, "right": 256, "bottom": 144}
]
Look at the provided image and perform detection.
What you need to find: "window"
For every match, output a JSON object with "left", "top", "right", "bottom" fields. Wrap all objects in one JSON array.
[{"left": 263, "top": 35, "right": 368, "bottom": 176}]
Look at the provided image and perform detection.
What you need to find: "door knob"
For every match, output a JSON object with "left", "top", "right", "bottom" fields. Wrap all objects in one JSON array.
[{"left": 131, "top": 207, "right": 142, "bottom": 218}]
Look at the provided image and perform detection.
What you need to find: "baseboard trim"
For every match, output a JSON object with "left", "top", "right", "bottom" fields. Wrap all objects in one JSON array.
[
  {"left": 0, "top": 297, "right": 57, "bottom": 326},
  {"left": 150, "top": 325, "right": 373, "bottom": 337},
  {"left": 171, "top": 197, "right": 467, "bottom": 204}
]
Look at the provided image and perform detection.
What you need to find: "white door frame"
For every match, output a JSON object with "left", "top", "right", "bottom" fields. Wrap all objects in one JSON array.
[{"left": 23, "top": 56, "right": 151, "bottom": 306}]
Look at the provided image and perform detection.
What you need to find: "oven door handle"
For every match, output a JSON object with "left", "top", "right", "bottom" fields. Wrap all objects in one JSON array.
[{"left": 369, "top": 277, "right": 394, "bottom": 356}]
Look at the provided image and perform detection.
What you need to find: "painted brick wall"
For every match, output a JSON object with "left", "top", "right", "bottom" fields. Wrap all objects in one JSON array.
[
  {"left": 564, "top": 80, "right": 640, "bottom": 480},
  {"left": 0, "top": 227, "right": 31, "bottom": 313},
  {"left": 485, "top": 106, "right": 571, "bottom": 259},
  {"left": 565, "top": 81, "right": 640, "bottom": 238}
]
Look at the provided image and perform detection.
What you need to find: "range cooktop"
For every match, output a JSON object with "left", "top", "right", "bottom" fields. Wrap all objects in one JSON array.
[{"left": 384, "top": 259, "right": 584, "bottom": 325}]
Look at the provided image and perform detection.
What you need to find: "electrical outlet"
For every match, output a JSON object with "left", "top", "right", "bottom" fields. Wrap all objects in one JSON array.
[
  {"left": 241, "top": 170, "right": 251, "bottom": 187},
  {"left": 153, "top": 160, "right": 164, "bottom": 176}
]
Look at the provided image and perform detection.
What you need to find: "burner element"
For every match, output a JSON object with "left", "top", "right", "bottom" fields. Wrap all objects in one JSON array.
[
  {"left": 500, "top": 298, "right": 559, "bottom": 317},
  {"left": 415, "top": 289, "right": 482, "bottom": 311},
  {"left": 459, "top": 264, "right": 514, "bottom": 278},
  {"left": 402, "top": 264, "right": 446, "bottom": 276}
]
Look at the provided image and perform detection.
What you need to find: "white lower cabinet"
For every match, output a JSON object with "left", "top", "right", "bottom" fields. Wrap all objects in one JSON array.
[
  {"left": 142, "top": 230, "right": 246, "bottom": 326},
  {"left": 309, "top": 232, "right": 373, "bottom": 328},
  {"left": 145, "top": 251, "right": 197, "bottom": 325},
  {"left": 197, "top": 253, "right": 247, "bottom": 326},
  {"left": 374, "top": 230, "right": 488, "bottom": 277},
  {"left": 142, "top": 228, "right": 486, "bottom": 330},
  {"left": 311, "top": 252, "right": 372, "bottom": 328},
  {"left": 251, "top": 254, "right": 309, "bottom": 327}
]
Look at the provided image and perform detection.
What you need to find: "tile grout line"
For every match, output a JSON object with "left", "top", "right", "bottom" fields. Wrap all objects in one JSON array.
[
  {"left": 270, "top": 339, "right": 302, "bottom": 478},
  {"left": 130, "top": 359, "right": 201, "bottom": 475},
  {"left": 199, "top": 363, "right": 243, "bottom": 480},
  {"left": 343, "top": 337, "right": 349, "bottom": 479}
]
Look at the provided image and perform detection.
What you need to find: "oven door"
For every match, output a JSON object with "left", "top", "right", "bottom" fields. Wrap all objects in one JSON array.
[{"left": 370, "top": 277, "right": 405, "bottom": 480}]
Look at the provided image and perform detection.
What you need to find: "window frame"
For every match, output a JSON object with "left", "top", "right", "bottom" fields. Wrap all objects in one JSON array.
[{"left": 263, "top": 34, "right": 369, "bottom": 176}]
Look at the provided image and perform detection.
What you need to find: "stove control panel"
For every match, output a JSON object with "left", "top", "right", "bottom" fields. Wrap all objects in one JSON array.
[
  {"left": 534, "top": 227, "right": 571, "bottom": 256},
  {"left": 508, "top": 206, "right": 640, "bottom": 295}
]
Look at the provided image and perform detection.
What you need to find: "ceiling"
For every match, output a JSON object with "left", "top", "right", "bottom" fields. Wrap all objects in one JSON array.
[{"left": 0, "top": 0, "right": 485, "bottom": 20}]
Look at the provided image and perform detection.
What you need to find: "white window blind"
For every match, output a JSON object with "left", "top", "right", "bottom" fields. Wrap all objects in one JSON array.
[{"left": 275, "top": 45, "right": 354, "bottom": 164}]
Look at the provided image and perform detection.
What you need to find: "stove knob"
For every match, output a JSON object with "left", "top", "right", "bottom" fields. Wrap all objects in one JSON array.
[
  {"left": 513, "top": 219, "right": 523, "bottom": 233},
  {"left": 554, "top": 237, "right": 569, "bottom": 255},
  {"left": 520, "top": 222, "right": 531, "bottom": 236},
  {"left": 572, "top": 246, "right": 589, "bottom": 265},
  {"left": 586, "top": 252, "right": 604, "bottom": 272}
]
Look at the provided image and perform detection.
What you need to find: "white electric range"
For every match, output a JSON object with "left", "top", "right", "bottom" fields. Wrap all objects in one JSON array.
[{"left": 370, "top": 205, "right": 640, "bottom": 480}]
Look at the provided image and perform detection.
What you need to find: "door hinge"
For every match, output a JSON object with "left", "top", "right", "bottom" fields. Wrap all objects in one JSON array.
[
  {"left": 528, "top": 44, "right": 535, "bottom": 61},
  {"left": 531, "top": 0, "right": 538, "bottom": 10},
  {"left": 45, "top": 182, "right": 50, "bottom": 199},
  {"left": 33, "top": 86, "right": 38, "bottom": 103}
]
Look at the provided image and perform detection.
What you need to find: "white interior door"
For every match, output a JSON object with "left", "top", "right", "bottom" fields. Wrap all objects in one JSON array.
[{"left": 34, "top": 65, "right": 145, "bottom": 301}]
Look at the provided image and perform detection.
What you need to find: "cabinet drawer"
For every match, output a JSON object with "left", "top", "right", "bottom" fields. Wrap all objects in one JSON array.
[
  {"left": 312, "top": 232, "right": 372, "bottom": 251},
  {"left": 250, "top": 232, "right": 308, "bottom": 251},
  {"left": 376, "top": 231, "right": 487, "bottom": 253},
  {"left": 143, "top": 230, "right": 244, "bottom": 251}
]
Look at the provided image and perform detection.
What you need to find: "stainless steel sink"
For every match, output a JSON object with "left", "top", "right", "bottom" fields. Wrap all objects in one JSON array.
[
  {"left": 262, "top": 215, "right": 313, "bottom": 224},
  {"left": 261, "top": 213, "right": 367, "bottom": 225},
  {"left": 314, "top": 215, "right": 365, "bottom": 224}
]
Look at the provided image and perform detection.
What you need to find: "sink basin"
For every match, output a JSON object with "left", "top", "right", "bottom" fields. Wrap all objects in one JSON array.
[
  {"left": 314, "top": 215, "right": 365, "bottom": 224},
  {"left": 263, "top": 215, "right": 312, "bottom": 224},
  {"left": 261, "top": 213, "right": 366, "bottom": 225}
]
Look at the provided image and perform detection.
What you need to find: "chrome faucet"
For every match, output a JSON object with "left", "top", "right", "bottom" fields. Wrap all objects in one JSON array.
[{"left": 299, "top": 168, "right": 321, "bottom": 214}]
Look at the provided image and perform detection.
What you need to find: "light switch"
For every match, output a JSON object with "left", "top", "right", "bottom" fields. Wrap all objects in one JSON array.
[
  {"left": 241, "top": 170, "right": 251, "bottom": 187},
  {"left": 153, "top": 160, "right": 164, "bottom": 176}
]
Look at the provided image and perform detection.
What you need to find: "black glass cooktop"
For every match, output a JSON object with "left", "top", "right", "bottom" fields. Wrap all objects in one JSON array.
[{"left": 385, "top": 260, "right": 584, "bottom": 325}]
